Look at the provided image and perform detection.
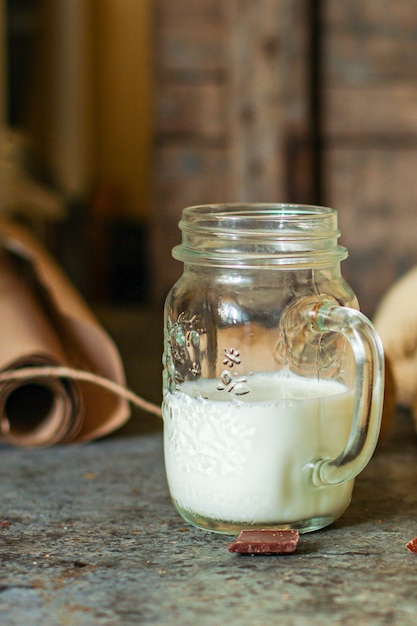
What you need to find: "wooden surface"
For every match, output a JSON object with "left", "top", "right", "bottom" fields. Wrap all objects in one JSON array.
[
  {"left": 322, "top": 1, "right": 417, "bottom": 316},
  {"left": 151, "top": 0, "right": 417, "bottom": 317},
  {"left": 151, "top": 0, "right": 313, "bottom": 305}
]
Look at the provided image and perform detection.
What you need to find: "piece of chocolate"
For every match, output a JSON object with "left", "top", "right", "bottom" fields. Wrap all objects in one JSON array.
[
  {"left": 406, "top": 536, "right": 417, "bottom": 553},
  {"left": 228, "top": 529, "right": 299, "bottom": 554}
]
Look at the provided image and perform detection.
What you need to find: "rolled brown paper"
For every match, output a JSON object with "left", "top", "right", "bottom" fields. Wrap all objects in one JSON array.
[
  {"left": 0, "top": 217, "right": 130, "bottom": 447},
  {"left": 0, "top": 360, "right": 83, "bottom": 447}
]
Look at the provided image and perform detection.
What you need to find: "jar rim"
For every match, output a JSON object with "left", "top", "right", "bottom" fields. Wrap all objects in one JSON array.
[
  {"left": 180, "top": 203, "right": 335, "bottom": 221},
  {"left": 173, "top": 204, "right": 348, "bottom": 268}
]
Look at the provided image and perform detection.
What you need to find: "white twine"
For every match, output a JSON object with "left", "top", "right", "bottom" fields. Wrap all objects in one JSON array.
[{"left": 0, "top": 365, "right": 162, "bottom": 417}]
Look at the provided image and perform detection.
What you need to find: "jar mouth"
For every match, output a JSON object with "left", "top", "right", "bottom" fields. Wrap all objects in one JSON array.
[
  {"left": 173, "top": 204, "right": 348, "bottom": 268},
  {"left": 180, "top": 203, "right": 334, "bottom": 225}
]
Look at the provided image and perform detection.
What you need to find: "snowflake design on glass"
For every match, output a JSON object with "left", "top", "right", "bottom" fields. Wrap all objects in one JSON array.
[
  {"left": 217, "top": 370, "right": 251, "bottom": 396},
  {"left": 222, "top": 347, "right": 241, "bottom": 368}
]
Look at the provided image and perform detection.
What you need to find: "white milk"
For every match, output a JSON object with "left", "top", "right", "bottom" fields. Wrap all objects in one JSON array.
[{"left": 162, "top": 372, "right": 355, "bottom": 528}]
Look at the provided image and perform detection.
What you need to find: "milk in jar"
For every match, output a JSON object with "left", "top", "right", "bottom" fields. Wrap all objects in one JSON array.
[{"left": 163, "top": 371, "right": 355, "bottom": 532}]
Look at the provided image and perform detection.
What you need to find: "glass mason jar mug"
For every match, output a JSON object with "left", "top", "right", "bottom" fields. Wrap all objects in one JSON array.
[{"left": 162, "top": 204, "right": 384, "bottom": 534}]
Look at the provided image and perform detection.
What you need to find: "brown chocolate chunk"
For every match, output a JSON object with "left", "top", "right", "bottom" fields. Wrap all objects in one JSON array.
[
  {"left": 406, "top": 536, "right": 417, "bottom": 553},
  {"left": 228, "top": 529, "right": 299, "bottom": 554}
]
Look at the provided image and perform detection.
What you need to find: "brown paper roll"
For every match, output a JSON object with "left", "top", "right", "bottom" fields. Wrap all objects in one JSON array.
[{"left": 0, "top": 217, "right": 130, "bottom": 447}]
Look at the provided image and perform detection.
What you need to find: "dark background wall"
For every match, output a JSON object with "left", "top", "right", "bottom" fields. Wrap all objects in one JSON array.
[
  {"left": 151, "top": 0, "right": 417, "bottom": 318},
  {"left": 6, "top": 0, "right": 417, "bottom": 318}
]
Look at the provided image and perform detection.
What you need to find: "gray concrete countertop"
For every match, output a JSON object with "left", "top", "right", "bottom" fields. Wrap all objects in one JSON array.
[
  {"left": 1, "top": 307, "right": 417, "bottom": 625},
  {"left": 1, "top": 411, "right": 417, "bottom": 626}
]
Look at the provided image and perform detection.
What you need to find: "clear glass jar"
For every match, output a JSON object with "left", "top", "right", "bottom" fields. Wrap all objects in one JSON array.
[{"left": 162, "top": 204, "right": 384, "bottom": 534}]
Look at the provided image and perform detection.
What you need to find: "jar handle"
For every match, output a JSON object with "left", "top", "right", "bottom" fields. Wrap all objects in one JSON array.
[{"left": 303, "top": 299, "right": 385, "bottom": 487}]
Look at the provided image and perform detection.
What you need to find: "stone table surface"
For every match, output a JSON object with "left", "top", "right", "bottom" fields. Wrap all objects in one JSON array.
[{"left": 1, "top": 307, "right": 417, "bottom": 625}]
